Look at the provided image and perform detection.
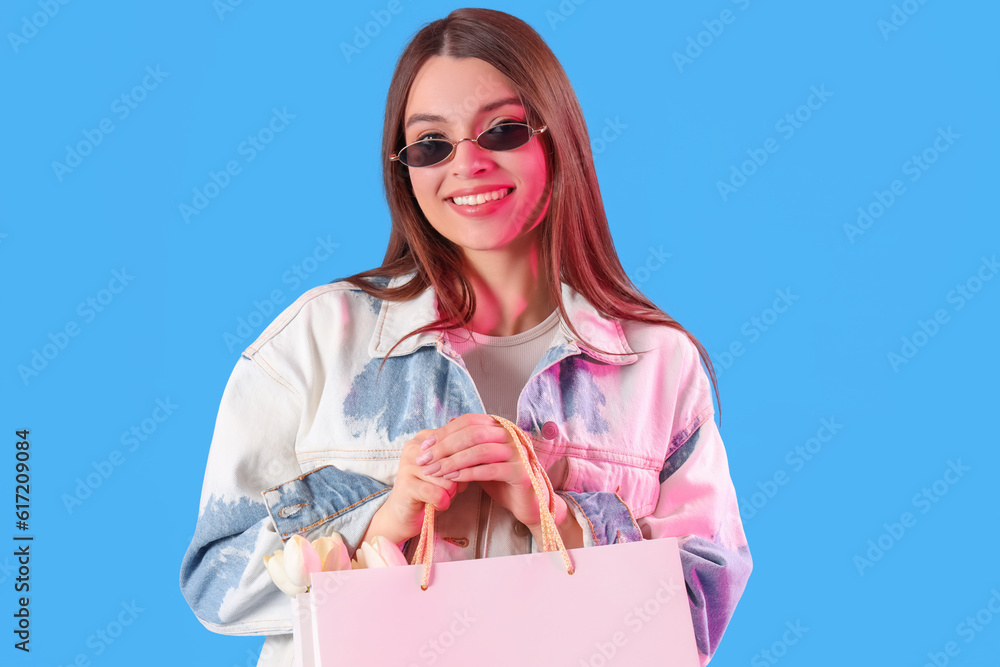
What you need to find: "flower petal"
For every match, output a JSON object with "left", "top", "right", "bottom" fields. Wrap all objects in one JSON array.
[
  {"left": 351, "top": 542, "right": 367, "bottom": 570},
  {"left": 312, "top": 536, "right": 335, "bottom": 563},
  {"left": 372, "top": 536, "right": 409, "bottom": 567},
  {"left": 284, "top": 535, "right": 322, "bottom": 588},
  {"left": 265, "top": 550, "right": 307, "bottom": 597},
  {"left": 359, "top": 540, "right": 388, "bottom": 568},
  {"left": 315, "top": 533, "right": 352, "bottom": 572}
]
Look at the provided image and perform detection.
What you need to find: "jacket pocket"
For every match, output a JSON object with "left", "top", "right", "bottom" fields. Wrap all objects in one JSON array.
[{"left": 563, "top": 454, "right": 661, "bottom": 518}]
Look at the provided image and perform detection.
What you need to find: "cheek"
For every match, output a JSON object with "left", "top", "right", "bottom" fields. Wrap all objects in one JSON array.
[
  {"left": 520, "top": 149, "right": 548, "bottom": 191},
  {"left": 409, "top": 173, "right": 441, "bottom": 211},
  {"left": 517, "top": 154, "right": 548, "bottom": 204}
]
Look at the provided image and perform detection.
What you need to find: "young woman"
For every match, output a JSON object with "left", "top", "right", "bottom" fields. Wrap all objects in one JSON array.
[{"left": 181, "top": 8, "right": 751, "bottom": 666}]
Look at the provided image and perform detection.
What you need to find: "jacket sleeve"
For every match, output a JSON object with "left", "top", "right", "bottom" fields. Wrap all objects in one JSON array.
[
  {"left": 178, "top": 352, "right": 391, "bottom": 636},
  {"left": 554, "top": 340, "right": 751, "bottom": 665},
  {"left": 640, "top": 415, "right": 752, "bottom": 666}
]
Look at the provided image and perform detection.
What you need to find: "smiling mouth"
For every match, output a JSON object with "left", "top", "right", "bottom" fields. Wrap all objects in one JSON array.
[{"left": 448, "top": 187, "right": 514, "bottom": 207}]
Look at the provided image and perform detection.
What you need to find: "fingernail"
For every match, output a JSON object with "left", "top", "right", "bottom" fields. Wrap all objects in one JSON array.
[
  {"left": 443, "top": 471, "right": 459, "bottom": 480},
  {"left": 422, "top": 462, "right": 441, "bottom": 475},
  {"left": 415, "top": 451, "right": 432, "bottom": 466},
  {"left": 420, "top": 436, "right": 436, "bottom": 451}
]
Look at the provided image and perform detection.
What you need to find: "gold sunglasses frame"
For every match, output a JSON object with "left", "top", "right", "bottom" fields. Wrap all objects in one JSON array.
[{"left": 390, "top": 123, "right": 548, "bottom": 168}]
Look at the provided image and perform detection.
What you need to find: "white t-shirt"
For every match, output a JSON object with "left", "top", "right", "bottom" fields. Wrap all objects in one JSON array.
[{"left": 445, "top": 309, "right": 561, "bottom": 423}]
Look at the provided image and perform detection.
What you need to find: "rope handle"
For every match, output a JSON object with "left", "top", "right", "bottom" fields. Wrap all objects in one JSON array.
[{"left": 410, "top": 415, "right": 576, "bottom": 590}]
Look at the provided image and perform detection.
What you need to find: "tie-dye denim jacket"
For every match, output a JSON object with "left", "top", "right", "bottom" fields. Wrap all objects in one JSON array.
[{"left": 180, "top": 273, "right": 752, "bottom": 665}]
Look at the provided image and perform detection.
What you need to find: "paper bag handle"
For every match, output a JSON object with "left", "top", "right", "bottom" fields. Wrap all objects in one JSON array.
[{"left": 409, "top": 415, "right": 576, "bottom": 590}]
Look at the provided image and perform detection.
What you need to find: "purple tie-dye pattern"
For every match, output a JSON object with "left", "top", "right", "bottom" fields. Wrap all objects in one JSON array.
[
  {"left": 514, "top": 342, "right": 578, "bottom": 431},
  {"left": 660, "top": 424, "right": 700, "bottom": 484},
  {"left": 534, "top": 341, "right": 578, "bottom": 374},
  {"left": 558, "top": 356, "right": 610, "bottom": 434},
  {"left": 561, "top": 490, "right": 644, "bottom": 546},
  {"left": 680, "top": 537, "right": 753, "bottom": 659},
  {"left": 515, "top": 346, "right": 612, "bottom": 435}
]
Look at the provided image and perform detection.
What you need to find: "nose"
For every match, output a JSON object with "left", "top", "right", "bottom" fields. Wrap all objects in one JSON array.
[{"left": 450, "top": 137, "right": 492, "bottom": 177}]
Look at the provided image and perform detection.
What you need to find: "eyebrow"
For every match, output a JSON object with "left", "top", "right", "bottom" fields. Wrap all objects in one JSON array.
[{"left": 404, "top": 96, "right": 524, "bottom": 129}]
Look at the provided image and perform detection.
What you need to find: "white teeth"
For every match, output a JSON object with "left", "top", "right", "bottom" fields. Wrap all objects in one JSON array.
[{"left": 450, "top": 188, "right": 511, "bottom": 206}]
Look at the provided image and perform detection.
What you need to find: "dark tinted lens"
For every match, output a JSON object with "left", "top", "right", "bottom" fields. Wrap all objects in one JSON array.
[
  {"left": 400, "top": 139, "right": 451, "bottom": 167},
  {"left": 478, "top": 123, "right": 531, "bottom": 151}
]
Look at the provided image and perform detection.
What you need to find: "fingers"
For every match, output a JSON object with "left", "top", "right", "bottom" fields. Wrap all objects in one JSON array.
[
  {"left": 421, "top": 440, "right": 514, "bottom": 480},
  {"left": 436, "top": 461, "right": 526, "bottom": 484},
  {"left": 394, "top": 418, "right": 500, "bottom": 518},
  {"left": 399, "top": 439, "right": 461, "bottom": 506},
  {"left": 417, "top": 424, "right": 510, "bottom": 468},
  {"left": 401, "top": 434, "right": 436, "bottom": 464},
  {"left": 417, "top": 468, "right": 455, "bottom": 491},
  {"left": 433, "top": 413, "right": 501, "bottom": 444},
  {"left": 380, "top": 428, "right": 480, "bottom": 541},
  {"left": 417, "top": 479, "right": 455, "bottom": 512}
]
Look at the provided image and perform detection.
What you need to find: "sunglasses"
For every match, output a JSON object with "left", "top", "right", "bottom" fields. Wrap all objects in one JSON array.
[{"left": 390, "top": 122, "right": 547, "bottom": 168}]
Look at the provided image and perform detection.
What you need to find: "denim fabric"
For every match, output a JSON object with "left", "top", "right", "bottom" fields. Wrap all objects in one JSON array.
[
  {"left": 179, "top": 272, "right": 751, "bottom": 666},
  {"left": 261, "top": 465, "right": 391, "bottom": 545},
  {"left": 682, "top": 536, "right": 754, "bottom": 660},
  {"left": 560, "top": 491, "right": 644, "bottom": 547}
]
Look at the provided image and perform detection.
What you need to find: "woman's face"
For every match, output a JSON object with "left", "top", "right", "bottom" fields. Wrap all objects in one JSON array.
[{"left": 401, "top": 56, "right": 549, "bottom": 262}]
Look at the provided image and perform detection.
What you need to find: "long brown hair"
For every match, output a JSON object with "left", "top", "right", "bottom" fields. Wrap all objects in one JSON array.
[{"left": 338, "top": 8, "right": 721, "bottom": 422}]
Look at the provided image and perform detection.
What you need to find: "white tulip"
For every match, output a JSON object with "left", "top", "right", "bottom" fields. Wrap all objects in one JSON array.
[
  {"left": 358, "top": 541, "right": 386, "bottom": 569},
  {"left": 264, "top": 551, "right": 307, "bottom": 597},
  {"left": 374, "top": 535, "right": 410, "bottom": 567},
  {"left": 358, "top": 535, "right": 409, "bottom": 568},
  {"left": 283, "top": 534, "right": 322, "bottom": 589},
  {"left": 313, "top": 533, "right": 351, "bottom": 572}
]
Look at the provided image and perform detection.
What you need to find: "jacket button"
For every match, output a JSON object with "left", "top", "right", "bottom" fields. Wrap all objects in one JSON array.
[
  {"left": 541, "top": 421, "right": 559, "bottom": 440},
  {"left": 513, "top": 521, "right": 528, "bottom": 537}
]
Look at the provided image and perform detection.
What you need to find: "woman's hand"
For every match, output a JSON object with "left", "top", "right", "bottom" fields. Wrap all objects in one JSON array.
[
  {"left": 415, "top": 414, "right": 546, "bottom": 530},
  {"left": 368, "top": 430, "right": 469, "bottom": 545}
]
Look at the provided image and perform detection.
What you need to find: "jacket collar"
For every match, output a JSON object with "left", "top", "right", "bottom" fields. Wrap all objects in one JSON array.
[{"left": 367, "top": 273, "right": 638, "bottom": 365}]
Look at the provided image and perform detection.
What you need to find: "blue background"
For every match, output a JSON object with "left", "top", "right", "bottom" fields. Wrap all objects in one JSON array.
[{"left": 3, "top": 0, "right": 998, "bottom": 665}]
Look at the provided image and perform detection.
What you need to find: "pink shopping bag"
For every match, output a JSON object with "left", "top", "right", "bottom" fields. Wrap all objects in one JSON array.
[
  {"left": 296, "top": 538, "right": 699, "bottom": 666},
  {"left": 291, "top": 416, "right": 701, "bottom": 666}
]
